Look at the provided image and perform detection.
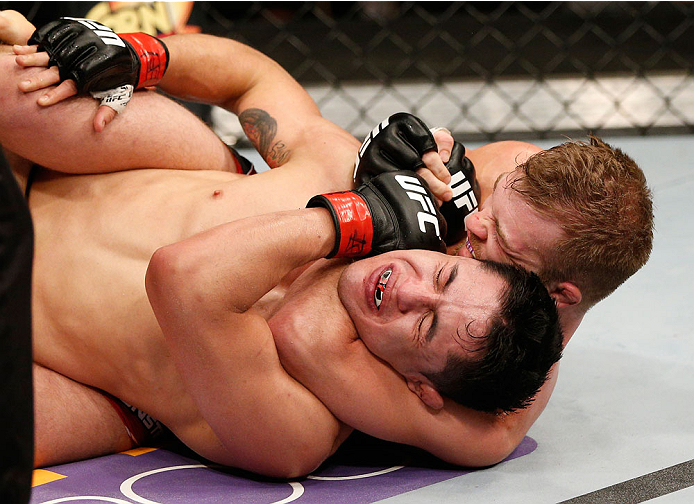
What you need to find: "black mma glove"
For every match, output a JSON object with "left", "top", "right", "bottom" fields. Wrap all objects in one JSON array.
[
  {"left": 353, "top": 112, "right": 437, "bottom": 186},
  {"left": 308, "top": 171, "right": 447, "bottom": 258},
  {"left": 29, "top": 17, "right": 169, "bottom": 94},
  {"left": 439, "top": 141, "right": 481, "bottom": 244},
  {"left": 353, "top": 113, "right": 480, "bottom": 244}
]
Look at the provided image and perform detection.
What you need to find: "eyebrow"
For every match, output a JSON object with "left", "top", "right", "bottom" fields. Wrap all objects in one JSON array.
[{"left": 425, "top": 264, "right": 459, "bottom": 343}]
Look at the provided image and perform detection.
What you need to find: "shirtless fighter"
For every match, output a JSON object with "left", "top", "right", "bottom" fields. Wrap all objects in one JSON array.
[
  {"left": 2, "top": 13, "right": 651, "bottom": 475},
  {"left": 0, "top": 13, "right": 562, "bottom": 476}
]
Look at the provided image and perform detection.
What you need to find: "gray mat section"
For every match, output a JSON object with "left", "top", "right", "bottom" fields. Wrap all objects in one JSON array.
[{"left": 376, "top": 134, "right": 694, "bottom": 503}]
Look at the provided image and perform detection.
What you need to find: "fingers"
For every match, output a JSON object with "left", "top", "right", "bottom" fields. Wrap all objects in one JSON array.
[
  {"left": 422, "top": 150, "right": 451, "bottom": 185},
  {"left": 430, "top": 127, "right": 455, "bottom": 163},
  {"left": 33, "top": 79, "right": 78, "bottom": 107},
  {"left": 93, "top": 105, "right": 118, "bottom": 133},
  {"left": 14, "top": 46, "right": 79, "bottom": 106},
  {"left": 17, "top": 66, "right": 60, "bottom": 93},
  {"left": 417, "top": 167, "right": 452, "bottom": 203},
  {"left": 41, "top": 79, "right": 78, "bottom": 105},
  {"left": 12, "top": 44, "right": 38, "bottom": 57},
  {"left": 14, "top": 47, "right": 47, "bottom": 66},
  {"left": 418, "top": 127, "right": 455, "bottom": 203},
  {"left": 14, "top": 47, "right": 57, "bottom": 98}
]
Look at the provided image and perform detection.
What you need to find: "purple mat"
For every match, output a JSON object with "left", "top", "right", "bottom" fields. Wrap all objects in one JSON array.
[{"left": 31, "top": 434, "right": 537, "bottom": 503}]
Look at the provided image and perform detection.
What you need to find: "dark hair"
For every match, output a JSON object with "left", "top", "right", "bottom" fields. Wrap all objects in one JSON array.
[{"left": 424, "top": 261, "right": 563, "bottom": 413}]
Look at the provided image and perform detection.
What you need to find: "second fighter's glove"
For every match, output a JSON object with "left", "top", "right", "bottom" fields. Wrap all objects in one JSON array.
[
  {"left": 29, "top": 17, "right": 169, "bottom": 95},
  {"left": 353, "top": 112, "right": 437, "bottom": 186},
  {"left": 439, "top": 141, "right": 481, "bottom": 244},
  {"left": 354, "top": 113, "right": 480, "bottom": 244},
  {"left": 308, "top": 171, "right": 447, "bottom": 258}
]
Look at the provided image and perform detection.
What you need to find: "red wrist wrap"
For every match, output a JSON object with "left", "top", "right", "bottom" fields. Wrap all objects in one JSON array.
[
  {"left": 119, "top": 33, "right": 169, "bottom": 89},
  {"left": 323, "top": 192, "right": 374, "bottom": 258}
]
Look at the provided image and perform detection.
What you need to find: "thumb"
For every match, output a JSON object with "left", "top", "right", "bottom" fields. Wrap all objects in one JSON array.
[{"left": 93, "top": 105, "right": 117, "bottom": 133}]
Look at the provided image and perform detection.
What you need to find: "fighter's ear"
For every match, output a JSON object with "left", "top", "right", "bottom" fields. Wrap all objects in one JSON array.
[
  {"left": 549, "top": 281, "right": 582, "bottom": 308},
  {"left": 406, "top": 378, "right": 444, "bottom": 410}
]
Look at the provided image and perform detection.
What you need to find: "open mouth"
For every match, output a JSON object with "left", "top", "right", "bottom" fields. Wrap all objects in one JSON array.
[
  {"left": 374, "top": 268, "right": 393, "bottom": 310},
  {"left": 465, "top": 236, "right": 476, "bottom": 259}
]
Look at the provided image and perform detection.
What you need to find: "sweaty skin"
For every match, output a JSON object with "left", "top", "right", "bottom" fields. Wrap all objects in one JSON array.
[{"left": 2, "top": 13, "right": 566, "bottom": 475}]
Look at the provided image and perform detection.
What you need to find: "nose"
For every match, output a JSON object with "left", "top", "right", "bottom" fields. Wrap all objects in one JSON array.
[
  {"left": 465, "top": 210, "right": 490, "bottom": 241},
  {"left": 396, "top": 279, "right": 437, "bottom": 313}
]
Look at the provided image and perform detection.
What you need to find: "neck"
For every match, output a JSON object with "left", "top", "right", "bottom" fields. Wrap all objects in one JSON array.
[
  {"left": 270, "top": 259, "right": 358, "bottom": 349},
  {"left": 558, "top": 305, "right": 585, "bottom": 347}
]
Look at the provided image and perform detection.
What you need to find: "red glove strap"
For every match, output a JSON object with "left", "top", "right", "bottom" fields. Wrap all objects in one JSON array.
[
  {"left": 119, "top": 33, "right": 169, "bottom": 89},
  {"left": 323, "top": 192, "right": 374, "bottom": 257}
]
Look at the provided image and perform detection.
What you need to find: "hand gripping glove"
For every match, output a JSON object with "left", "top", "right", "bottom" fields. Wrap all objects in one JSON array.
[
  {"left": 353, "top": 113, "right": 437, "bottom": 186},
  {"left": 29, "top": 17, "right": 169, "bottom": 94},
  {"left": 439, "top": 141, "right": 481, "bottom": 244},
  {"left": 308, "top": 171, "right": 447, "bottom": 258}
]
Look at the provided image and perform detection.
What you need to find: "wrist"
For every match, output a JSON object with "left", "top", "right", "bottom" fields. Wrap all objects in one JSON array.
[
  {"left": 118, "top": 32, "right": 169, "bottom": 88},
  {"left": 307, "top": 192, "right": 373, "bottom": 258},
  {"left": 308, "top": 207, "right": 341, "bottom": 259}
]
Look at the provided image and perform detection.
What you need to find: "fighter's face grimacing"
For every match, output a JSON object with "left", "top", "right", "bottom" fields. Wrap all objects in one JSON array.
[
  {"left": 451, "top": 170, "right": 564, "bottom": 274},
  {"left": 337, "top": 250, "right": 505, "bottom": 390}
]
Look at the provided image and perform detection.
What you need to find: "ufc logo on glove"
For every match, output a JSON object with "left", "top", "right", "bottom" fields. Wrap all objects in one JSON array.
[
  {"left": 394, "top": 174, "right": 442, "bottom": 238},
  {"left": 63, "top": 18, "right": 126, "bottom": 47},
  {"left": 449, "top": 170, "right": 478, "bottom": 213}
]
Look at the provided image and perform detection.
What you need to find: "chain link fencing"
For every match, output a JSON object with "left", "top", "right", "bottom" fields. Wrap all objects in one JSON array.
[
  {"left": 7, "top": 1, "right": 694, "bottom": 144},
  {"left": 197, "top": 1, "right": 694, "bottom": 144}
]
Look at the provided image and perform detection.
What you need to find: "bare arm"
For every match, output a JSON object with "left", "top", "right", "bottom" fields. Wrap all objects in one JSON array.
[
  {"left": 280, "top": 330, "right": 558, "bottom": 467},
  {"left": 277, "top": 143, "right": 557, "bottom": 467},
  {"left": 145, "top": 208, "right": 352, "bottom": 478},
  {"left": 13, "top": 25, "right": 359, "bottom": 175}
]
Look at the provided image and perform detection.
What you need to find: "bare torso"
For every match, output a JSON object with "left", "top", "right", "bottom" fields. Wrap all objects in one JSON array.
[
  {"left": 29, "top": 167, "right": 319, "bottom": 442},
  {"left": 26, "top": 138, "right": 546, "bottom": 464}
]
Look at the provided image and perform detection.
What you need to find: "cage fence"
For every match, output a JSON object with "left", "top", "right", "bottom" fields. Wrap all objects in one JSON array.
[
  {"left": 198, "top": 1, "right": 694, "bottom": 144},
  {"left": 8, "top": 1, "right": 694, "bottom": 144}
]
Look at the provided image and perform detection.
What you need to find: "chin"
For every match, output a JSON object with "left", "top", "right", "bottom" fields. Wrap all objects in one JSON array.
[
  {"left": 336, "top": 264, "right": 359, "bottom": 316},
  {"left": 337, "top": 260, "right": 374, "bottom": 336}
]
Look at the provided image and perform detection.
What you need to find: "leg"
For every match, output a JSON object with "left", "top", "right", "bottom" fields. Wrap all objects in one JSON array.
[
  {"left": 0, "top": 10, "right": 34, "bottom": 45},
  {"left": 0, "top": 50, "right": 236, "bottom": 175},
  {"left": 33, "top": 364, "right": 134, "bottom": 467},
  {"left": 0, "top": 148, "right": 33, "bottom": 503}
]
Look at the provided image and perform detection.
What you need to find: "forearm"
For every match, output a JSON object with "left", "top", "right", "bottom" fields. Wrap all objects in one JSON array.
[
  {"left": 284, "top": 338, "right": 557, "bottom": 467},
  {"left": 160, "top": 34, "right": 317, "bottom": 114},
  {"left": 147, "top": 208, "right": 334, "bottom": 313},
  {"left": 424, "top": 363, "right": 560, "bottom": 466},
  {"left": 158, "top": 34, "right": 338, "bottom": 168}
]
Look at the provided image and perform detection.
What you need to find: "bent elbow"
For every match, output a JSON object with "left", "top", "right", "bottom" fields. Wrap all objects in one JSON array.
[
  {"left": 479, "top": 434, "right": 519, "bottom": 467},
  {"left": 472, "top": 421, "right": 525, "bottom": 468},
  {"left": 145, "top": 244, "right": 195, "bottom": 315},
  {"left": 442, "top": 418, "right": 523, "bottom": 469},
  {"left": 230, "top": 446, "right": 329, "bottom": 480},
  {"left": 269, "top": 456, "right": 324, "bottom": 480},
  {"left": 146, "top": 246, "right": 175, "bottom": 297}
]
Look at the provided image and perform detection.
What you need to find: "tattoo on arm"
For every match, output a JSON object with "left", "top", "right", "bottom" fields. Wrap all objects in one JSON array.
[{"left": 238, "top": 108, "right": 291, "bottom": 168}]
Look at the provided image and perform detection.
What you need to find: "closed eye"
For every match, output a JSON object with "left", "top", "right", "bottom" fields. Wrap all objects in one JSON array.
[
  {"left": 425, "top": 312, "right": 438, "bottom": 343},
  {"left": 491, "top": 217, "right": 520, "bottom": 265}
]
